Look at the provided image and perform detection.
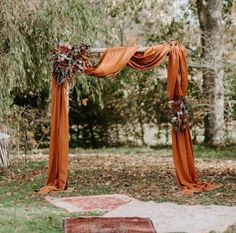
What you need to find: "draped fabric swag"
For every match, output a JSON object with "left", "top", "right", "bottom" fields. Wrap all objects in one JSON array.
[{"left": 38, "top": 41, "right": 219, "bottom": 195}]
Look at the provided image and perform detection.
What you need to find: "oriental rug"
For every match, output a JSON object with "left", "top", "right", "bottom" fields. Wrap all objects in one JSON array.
[
  {"left": 63, "top": 217, "right": 157, "bottom": 233},
  {"left": 45, "top": 194, "right": 135, "bottom": 213}
]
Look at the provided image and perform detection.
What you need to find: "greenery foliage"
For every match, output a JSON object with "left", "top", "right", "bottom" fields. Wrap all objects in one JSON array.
[
  {"left": 0, "top": 0, "right": 108, "bottom": 149},
  {"left": 0, "top": 0, "right": 236, "bottom": 150},
  {"left": 0, "top": 0, "right": 107, "bottom": 114}
]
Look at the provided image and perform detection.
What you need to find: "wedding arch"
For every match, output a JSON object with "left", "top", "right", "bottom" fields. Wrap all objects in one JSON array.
[{"left": 38, "top": 41, "right": 219, "bottom": 195}]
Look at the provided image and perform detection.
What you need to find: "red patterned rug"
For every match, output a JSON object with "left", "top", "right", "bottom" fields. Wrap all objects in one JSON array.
[
  {"left": 45, "top": 194, "right": 134, "bottom": 213},
  {"left": 63, "top": 217, "right": 157, "bottom": 233}
]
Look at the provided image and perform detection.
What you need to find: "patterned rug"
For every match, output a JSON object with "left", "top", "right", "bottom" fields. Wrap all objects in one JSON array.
[
  {"left": 63, "top": 217, "right": 157, "bottom": 233},
  {"left": 45, "top": 194, "right": 134, "bottom": 213}
]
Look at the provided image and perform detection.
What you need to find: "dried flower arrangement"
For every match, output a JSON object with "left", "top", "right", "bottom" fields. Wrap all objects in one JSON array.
[
  {"left": 168, "top": 97, "right": 189, "bottom": 131},
  {"left": 50, "top": 43, "right": 90, "bottom": 85}
]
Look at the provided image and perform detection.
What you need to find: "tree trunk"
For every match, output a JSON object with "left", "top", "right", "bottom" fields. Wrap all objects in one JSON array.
[
  {"left": 197, "top": 0, "right": 225, "bottom": 146},
  {"left": 137, "top": 78, "right": 145, "bottom": 146},
  {"left": 0, "top": 133, "right": 10, "bottom": 167}
]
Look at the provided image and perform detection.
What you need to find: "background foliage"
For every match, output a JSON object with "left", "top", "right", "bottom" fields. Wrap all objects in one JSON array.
[{"left": 0, "top": 0, "right": 236, "bottom": 152}]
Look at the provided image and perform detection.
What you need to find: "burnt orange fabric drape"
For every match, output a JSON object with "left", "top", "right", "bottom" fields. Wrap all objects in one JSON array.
[
  {"left": 38, "top": 74, "right": 69, "bottom": 195},
  {"left": 38, "top": 41, "right": 219, "bottom": 195}
]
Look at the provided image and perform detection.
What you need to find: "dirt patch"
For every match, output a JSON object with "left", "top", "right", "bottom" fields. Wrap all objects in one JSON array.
[{"left": 68, "top": 153, "right": 236, "bottom": 205}]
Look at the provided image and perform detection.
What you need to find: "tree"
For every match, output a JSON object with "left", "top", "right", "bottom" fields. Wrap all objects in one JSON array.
[
  {"left": 0, "top": 0, "right": 109, "bottom": 152},
  {"left": 0, "top": 0, "right": 107, "bottom": 116},
  {"left": 196, "top": 0, "right": 225, "bottom": 146}
]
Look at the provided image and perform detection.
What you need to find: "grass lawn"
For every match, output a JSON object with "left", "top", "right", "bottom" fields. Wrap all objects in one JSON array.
[{"left": 0, "top": 146, "right": 236, "bottom": 233}]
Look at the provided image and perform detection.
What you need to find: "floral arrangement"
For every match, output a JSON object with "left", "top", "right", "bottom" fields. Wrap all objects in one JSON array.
[
  {"left": 50, "top": 43, "right": 89, "bottom": 85},
  {"left": 168, "top": 97, "right": 189, "bottom": 131}
]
